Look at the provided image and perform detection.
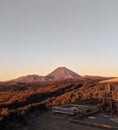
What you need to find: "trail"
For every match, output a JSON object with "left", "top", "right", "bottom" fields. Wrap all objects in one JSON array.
[{"left": 22, "top": 111, "right": 103, "bottom": 130}]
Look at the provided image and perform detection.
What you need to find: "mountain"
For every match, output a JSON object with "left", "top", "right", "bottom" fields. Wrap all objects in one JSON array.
[
  {"left": 13, "top": 75, "right": 46, "bottom": 83},
  {"left": 10, "top": 67, "right": 81, "bottom": 83},
  {"left": 46, "top": 67, "right": 81, "bottom": 80},
  {"left": 5, "top": 67, "right": 112, "bottom": 83}
]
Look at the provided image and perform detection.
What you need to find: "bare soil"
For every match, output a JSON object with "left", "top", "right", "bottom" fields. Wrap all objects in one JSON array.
[{"left": 22, "top": 111, "right": 104, "bottom": 130}]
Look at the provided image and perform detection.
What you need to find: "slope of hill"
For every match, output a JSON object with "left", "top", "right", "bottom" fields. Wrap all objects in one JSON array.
[
  {"left": 14, "top": 75, "right": 46, "bottom": 83},
  {"left": 46, "top": 67, "right": 81, "bottom": 80},
  {"left": 0, "top": 81, "right": 18, "bottom": 86},
  {"left": 0, "top": 76, "right": 115, "bottom": 130}
]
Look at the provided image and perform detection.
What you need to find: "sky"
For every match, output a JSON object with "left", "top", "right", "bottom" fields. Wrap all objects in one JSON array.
[{"left": 0, "top": 0, "right": 118, "bottom": 81}]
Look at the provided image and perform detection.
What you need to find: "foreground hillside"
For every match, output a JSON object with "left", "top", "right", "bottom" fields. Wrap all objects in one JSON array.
[{"left": 0, "top": 77, "right": 110, "bottom": 129}]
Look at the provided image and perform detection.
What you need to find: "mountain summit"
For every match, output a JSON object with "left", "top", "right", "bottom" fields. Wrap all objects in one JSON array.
[
  {"left": 11, "top": 67, "right": 81, "bottom": 83},
  {"left": 46, "top": 67, "right": 81, "bottom": 80}
]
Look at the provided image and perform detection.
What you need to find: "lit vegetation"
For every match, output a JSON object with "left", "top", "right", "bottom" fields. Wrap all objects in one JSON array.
[{"left": 0, "top": 78, "right": 106, "bottom": 129}]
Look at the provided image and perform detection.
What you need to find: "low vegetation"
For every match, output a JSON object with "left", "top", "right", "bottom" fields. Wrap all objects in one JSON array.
[{"left": 0, "top": 78, "right": 108, "bottom": 129}]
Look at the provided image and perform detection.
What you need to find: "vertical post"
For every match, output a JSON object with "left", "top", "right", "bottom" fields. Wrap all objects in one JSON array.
[
  {"left": 109, "top": 99, "right": 112, "bottom": 115},
  {"left": 117, "top": 100, "right": 118, "bottom": 115}
]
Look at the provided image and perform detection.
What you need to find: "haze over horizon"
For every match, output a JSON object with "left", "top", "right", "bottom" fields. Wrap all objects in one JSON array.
[{"left": 0, "top": 0, "right": 118, "bottom": 80}]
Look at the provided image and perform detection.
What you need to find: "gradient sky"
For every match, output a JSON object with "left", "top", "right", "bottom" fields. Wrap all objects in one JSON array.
[{"left": 0, "top": 0, "right": 118, "bottom": 81}]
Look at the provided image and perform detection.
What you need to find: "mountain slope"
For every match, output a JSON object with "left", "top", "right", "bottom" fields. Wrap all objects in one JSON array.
[
  {"left": 46, "top": 67, "right": 81, "bottom": 80},
  {"left": 14, "top": 75, "right": 46, "bottom": 83},
  {"left": 8, "top": 67, "right": 111, "bottom": 83}
]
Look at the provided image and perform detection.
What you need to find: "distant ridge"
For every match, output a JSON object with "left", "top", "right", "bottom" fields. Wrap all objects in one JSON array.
[
  {"left": 11, "top": 67, "right": 81, "bottom": 83},
  {"left": 3, "top": 67, "right": 112, "bottom": 83},
  {"left": 81, "top": 75, "right": 114, "bottom": 81},
  {"left": 13, "top": 75, "right": 45, "bottom": 83},
  {"left": 46, "top": 67, "right": 81, "bottom": 80}
]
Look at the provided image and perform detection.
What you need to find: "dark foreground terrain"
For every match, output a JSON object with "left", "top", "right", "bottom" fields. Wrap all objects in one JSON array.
[
  {"left": 22, "top": 111, "right": 104, "bottom": 130},
  {"left": 0, "top": 77, "right": 113, "bottom": 129}
]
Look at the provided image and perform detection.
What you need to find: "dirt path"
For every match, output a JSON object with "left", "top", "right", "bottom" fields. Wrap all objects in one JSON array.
[{"left": 22, "top": 111, "right": 103, "bottom": 130}]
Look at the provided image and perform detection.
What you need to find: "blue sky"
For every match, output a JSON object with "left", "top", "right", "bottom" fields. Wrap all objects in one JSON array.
[{"left": 0, "top": 0, "right": 118, "bottom": 80}]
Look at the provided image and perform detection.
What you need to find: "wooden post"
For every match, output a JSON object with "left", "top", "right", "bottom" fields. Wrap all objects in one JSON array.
[
  {"left": 109, "top": 99, "right": 112, "bottom": 115},
  {"left": 117, "top": 101, "right": 118, "bottom": 115}
]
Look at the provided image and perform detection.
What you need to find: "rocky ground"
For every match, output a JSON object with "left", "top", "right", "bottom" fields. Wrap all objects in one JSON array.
[{"left": 21, "top": 111, "right": 105, "bottom": 130}]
